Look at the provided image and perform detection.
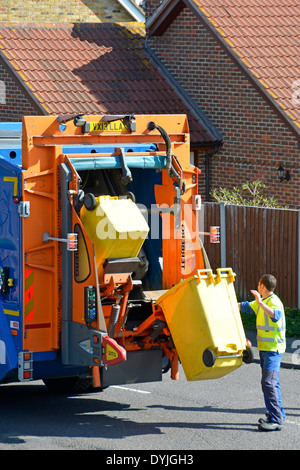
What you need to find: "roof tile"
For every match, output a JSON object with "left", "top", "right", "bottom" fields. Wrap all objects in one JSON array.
[
  {"left": 192, "top": 0, "right": 300, "bottom": 127},
  {"left": 0, "top": 22, "right": 219, "bottom": 144}
]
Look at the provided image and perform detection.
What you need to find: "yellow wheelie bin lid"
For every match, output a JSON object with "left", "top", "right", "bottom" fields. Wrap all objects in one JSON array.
[{"left": 156, "top": 268, "right": 247, "bottom": 381}]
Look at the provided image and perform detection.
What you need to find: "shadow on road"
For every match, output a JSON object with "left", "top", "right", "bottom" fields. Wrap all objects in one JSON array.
[{"left": 0, "top": 382, "right": 276, "bottom": 445}]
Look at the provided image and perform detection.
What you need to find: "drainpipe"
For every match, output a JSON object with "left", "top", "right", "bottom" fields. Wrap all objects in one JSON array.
[{"left": 204, "top": 146, "right": 220, "bottom": 201}]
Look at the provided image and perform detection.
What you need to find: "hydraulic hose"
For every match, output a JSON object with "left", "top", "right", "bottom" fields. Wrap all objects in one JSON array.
[{"left": 147, "top": 121, "right": 172, "bottom": 172}]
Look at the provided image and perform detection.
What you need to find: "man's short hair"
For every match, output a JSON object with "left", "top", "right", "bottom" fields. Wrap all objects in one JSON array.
[{"left": 260, "top": 274, "right": 277, "bottom": 292}]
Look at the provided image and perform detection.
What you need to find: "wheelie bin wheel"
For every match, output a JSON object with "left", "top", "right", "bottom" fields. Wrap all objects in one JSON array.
[
  {"left": 202, "top": 349, "right": 216, "bottom": 367},
  {"left": 84, "top": 193, "right": 96, "bottom": 211},
  {"left": 243, "top": 345, "right": 254, "bottom": 364}
]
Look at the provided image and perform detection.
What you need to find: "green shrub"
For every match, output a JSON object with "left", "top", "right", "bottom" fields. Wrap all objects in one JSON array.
[
  {"left": 211, "top": 180, "right": 288, "bottom": 208},
  {"left": 241, "top": 307, "right": 300, "bottom": 337},
  {"left": 285, "top": 307, "right": 300, "bottom": 337}
]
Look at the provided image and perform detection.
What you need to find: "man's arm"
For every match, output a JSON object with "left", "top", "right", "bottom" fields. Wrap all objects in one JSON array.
[
  {"left": 238, "top": 301, "right": 255, "bottom": 315},
  {"left": 250, "top": 290, "right": 275, "bottom": 318}
]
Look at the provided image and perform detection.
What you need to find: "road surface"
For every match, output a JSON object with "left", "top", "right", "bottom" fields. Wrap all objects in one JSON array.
[{"left": 0, "top": 360, "right": 299, "bottom": 451}]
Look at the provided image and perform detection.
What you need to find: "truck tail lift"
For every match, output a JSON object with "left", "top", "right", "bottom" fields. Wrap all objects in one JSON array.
[{"left": 0, "top": 114, "right": 252, "bottom": 393}]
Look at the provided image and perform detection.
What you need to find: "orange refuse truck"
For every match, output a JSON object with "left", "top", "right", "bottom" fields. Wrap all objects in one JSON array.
[{"left": 0, "top": 114, "right": 252, "bottom": 393}]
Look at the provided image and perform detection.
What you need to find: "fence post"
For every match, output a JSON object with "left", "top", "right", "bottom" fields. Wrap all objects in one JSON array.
[
  {"left": 220, "top": 203, "right": 226, "bottom": 267},
  {"left": 199, "top": 202, "right": 205, "bottom": 246}
]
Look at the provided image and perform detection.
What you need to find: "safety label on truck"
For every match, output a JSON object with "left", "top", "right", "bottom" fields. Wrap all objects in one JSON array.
[
  {"left": 90, "top": 120, "right": 127, "bottom": 132},
  {"left": 10, "top": 321, "right": 19, "bottom": 330}
]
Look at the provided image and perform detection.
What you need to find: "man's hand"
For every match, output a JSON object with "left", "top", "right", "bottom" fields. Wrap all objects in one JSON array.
[
  {"left": 250, "top": 289, "right": 262, "bottom": 304},
  {"left": 251, "top": 289, "right": 275, "bottom": 318}
]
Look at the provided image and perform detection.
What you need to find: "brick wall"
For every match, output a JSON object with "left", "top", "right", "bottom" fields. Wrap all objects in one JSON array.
[
  {"left": 145, "top": 0, "right": 161, "bottom": 19},
  {"left": 0, "top": 62, "right": 42, "bottom": 121},
  {"left": 0, "top": 0, "right": 133, "bottom": 22},
  {"left": 146, "top": 4, "right": 300, "bottom": 208}
]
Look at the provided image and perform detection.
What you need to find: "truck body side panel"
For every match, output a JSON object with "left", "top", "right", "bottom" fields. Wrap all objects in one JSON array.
[
  {"left": 0, "top": 158, "right": 23, "bottom": 381},
  {"left": 22, "top": 146, "right": 62, "bottom": 352}
]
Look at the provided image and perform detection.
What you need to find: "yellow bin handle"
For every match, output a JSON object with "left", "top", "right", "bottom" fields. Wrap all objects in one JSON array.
[
  {"left": 197, "top": 269, "right": 215, "bottom": 284},
  {"left": 216, "top": 268, "right": 236, "bottom": 283}
]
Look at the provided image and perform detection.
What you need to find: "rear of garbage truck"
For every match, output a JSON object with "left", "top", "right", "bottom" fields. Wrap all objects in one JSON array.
[{"left": 0, "top": 114, "right": 252, "bottom": 392}]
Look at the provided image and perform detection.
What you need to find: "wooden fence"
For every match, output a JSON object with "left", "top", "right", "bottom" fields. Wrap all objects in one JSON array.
[{"left": 201, "top": 203, "right": 299, "bottom": 308}]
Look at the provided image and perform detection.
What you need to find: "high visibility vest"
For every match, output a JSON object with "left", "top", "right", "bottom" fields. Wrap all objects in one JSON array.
[{"left": 249, "top": 294, "right": 286, "bottom": 353}]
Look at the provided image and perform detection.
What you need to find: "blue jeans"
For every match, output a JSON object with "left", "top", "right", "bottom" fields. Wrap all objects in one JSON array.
[{"left": 259, "top": 351, "right": 285, "bottom": 425}]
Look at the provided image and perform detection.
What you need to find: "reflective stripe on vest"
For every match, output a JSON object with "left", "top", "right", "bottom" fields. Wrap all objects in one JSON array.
[
  {"left": 257, "top": 309, "right": 275, "bottom": 331},
  {"left": 257, "top": 336, "right": 285, "bottom": 343}
]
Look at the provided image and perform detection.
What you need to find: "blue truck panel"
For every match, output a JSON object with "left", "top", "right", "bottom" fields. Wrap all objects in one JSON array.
[{"left": 0, "top": 157, "right": 23, "bottom": 382}]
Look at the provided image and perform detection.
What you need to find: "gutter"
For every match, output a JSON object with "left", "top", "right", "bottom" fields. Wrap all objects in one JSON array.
[
  {"left": 145, "top": 44, "right": 223, "bottom": 145},
  {"left": 116, "top": 0, "right": 145, "bottom": 21}
]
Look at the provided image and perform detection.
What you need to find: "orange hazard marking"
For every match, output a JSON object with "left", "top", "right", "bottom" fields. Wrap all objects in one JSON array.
[{"left": 25, "top": 269, "right": 34, "bottom": 321}]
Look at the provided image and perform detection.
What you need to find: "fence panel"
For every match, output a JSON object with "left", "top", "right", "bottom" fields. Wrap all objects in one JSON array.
[{"left": 202, "top": 203, "right": 299, "bottom": 308}]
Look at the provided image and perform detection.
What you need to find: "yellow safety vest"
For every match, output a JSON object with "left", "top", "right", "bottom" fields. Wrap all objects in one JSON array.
[{"left": 249, "top": 294, "right": 286, "bottom": 353}]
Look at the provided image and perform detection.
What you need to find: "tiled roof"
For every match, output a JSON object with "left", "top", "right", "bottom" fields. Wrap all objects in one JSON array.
[
  {"left": 0, "top": 22, "right": 219, "bottom": 145},
  {"left": 191, "top": 0, "right": 300, "bottom": 130}
]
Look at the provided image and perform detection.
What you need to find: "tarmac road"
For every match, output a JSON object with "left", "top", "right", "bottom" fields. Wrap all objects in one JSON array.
[{"left": 0, "top": 347, "right": 299, "bottom": 452}]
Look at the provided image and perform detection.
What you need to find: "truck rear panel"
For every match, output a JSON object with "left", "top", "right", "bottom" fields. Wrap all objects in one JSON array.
[{"left": 0, "top": 114, "right": 249, "bottom": 389}]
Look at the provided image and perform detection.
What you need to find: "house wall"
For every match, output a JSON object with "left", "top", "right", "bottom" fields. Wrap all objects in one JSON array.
[
  {"left": 146, "top": 4, "right": 300, "bottom": 208},
  {"left": 145, "top": 0, "right": 160, "bottom": 18},
  {"left": 0, "top": 0, "right": 133, "bottom": 22},
  {"left": 0, "top": 62, "right": 42, "bottom": 121}
]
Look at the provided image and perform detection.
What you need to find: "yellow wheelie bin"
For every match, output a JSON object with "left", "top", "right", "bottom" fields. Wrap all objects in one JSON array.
[
  {"left": 81, "top": 195, "right": 149, "bottom": 281},
  {"left": 156, "top": 268, "right": 248, "bottom": 381}
]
